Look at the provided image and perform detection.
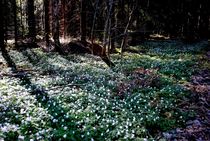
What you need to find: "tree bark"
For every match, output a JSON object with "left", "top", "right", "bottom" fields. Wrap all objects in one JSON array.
[
  {"left": 13, "top": 0, "right": 18, "bottom": 47},
  {"left": 4, "top": 2, "right": 8, "bottom": 44},
  {"left": 44, "top": 0, "right": 50, "bottom": 47},
  {"left": 19, "top": 0, "right": 24, "bottom": 38},
  {"left": 0, "top": 0, "right": 5, "bottom": 52},
  {"left": 103, "top": 0, "right": 113, "bottom": 48},
  {"left": 52, "top": 0, "right": 64, "bottom": 55},
  {"left": 80, "top": 0, "right": 86, "bottom": 41},
  {"left": 27, "top": 0, "right": 36, "bottom": 42},
  {"left": 91, "top": 0, "right": 100, "bottom": 43},
  {"left": 117, "top": 0, "right": 125, "bottom": 34},
  {"left": 120, "top": 6, "right": 134, "bottom": 58},
  {"left": 111, "top": 1, "right": 116, "bottom": 52},
  {"left": 60, "top": 0, "right": 66, "bottom": 38}
]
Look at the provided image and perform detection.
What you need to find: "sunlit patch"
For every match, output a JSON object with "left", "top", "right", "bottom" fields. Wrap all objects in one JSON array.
[{"left": 149, "top": 34, "right": 170, "bottom": 40}]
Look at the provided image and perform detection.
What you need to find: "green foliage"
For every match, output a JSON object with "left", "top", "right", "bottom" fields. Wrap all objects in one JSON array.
[{"left": 0, "top": 41, "right": 207, "bottom": 140}]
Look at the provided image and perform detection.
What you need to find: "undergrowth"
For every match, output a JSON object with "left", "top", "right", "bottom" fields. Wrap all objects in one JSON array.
[{"left": 0, "top": 40, "right": 208, "bottom": 140}]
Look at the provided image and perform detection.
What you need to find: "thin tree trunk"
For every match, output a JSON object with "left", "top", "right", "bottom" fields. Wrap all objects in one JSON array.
[
  {"left": 102, "top": 0, "right": 113, "bottom": 66},
  {"left": 80, "top": 0, "right": 86, "bottom": 41},
  {"left": 27, "top": 0, "right": 36, "bottom": 42},
  {"left": 44, "top": 0, "right": 50, "bottom": 47},
  {"left": 60, "top": 0, "right": 65, "bottom": 38},
  {"left": 118, "top": 0, "right": 125, "bottom": 35},
  {"left": 110, "top": 1, "right": 116, "bottom": 52},
  {"left": 13, "top": 0, "right": 18, "bottom": 47},
  {"left": 103, "top": 0, "right": 113, "bottom": 48},
  {"left": 209, "top": 16, "right": 210, "bottom": 41},
  {"left": 0, "top": 0, "right": 5, "bottom": 52},
  {"left": 120, "top": 7, "right": 134, "bottom": 58},
  {"left": 20, "top": 0, "right": 24, "bottom": 38},
  {"left": 90, "top": 0, "right": 100, "bottom": 54},
  {"left": 4, "top": 6, "right": 8, "bottom": 44},
  {"left": 64, "top": 0, "right": 68, "bottom": 38},
  {"left": 91, "top": 0, "right": 100, "bottom": 43},
  {"left": 52, "top": 0, "right": 64, "bottom": 55},
  {"left": 107, "top": 17, "right": 112, "bottom": 56}
]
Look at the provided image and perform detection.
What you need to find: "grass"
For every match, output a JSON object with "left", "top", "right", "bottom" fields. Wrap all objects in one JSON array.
[{"left": 0, "top": 40, "right": 208, "bottom": 140}]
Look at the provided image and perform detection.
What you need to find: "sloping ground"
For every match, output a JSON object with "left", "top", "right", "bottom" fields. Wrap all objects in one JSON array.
[{"left": 0, "top": 40, "right": 209, "bottom": 140}]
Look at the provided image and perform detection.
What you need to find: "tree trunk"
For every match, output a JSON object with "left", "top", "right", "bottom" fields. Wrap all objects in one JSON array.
[
  {"left": 91, "top": 0, "right": 100, "bottom": 43},
  {"left": 27, "top": 0, "right": 36, "bottom": 42},
  {"left": 111, "top": 1, "right": 116, "bottom": 52},
  {"left": 60, "top": 0, "right": 66, "bottom": 38},
  {"left": 44, "top": 0, "right": 50, "bottom": 47},
  {"left": 103, "top": 0, "right": 113, "bottom": 48},
  {"left": 117, "top": 0, "right": 125, "bottom": 35},
  {"left": 19, "top": 0, "right": 24, "bottom": 38},
  {"left": 121, "top": 6, "right": 134, "bottom": 58},
  {"left": 80, "top": 0, "right": 86, "bottom": 41},
  {"left": 52, "top": 0, "right": 64, "bottom": 55},
  {"left": 0, "top": 0, "right": 5, "bottom": 52},
  {"left": 4, "top": 2, "right": 8, "bottom": 44},
  {"left": 13, "top": 0, "right": 18, "bottom": 47}
]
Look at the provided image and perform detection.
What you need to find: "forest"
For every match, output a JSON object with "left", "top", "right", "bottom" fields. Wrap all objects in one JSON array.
[{"left": 0, "top": 0, "right": 210, "bottom": 140}]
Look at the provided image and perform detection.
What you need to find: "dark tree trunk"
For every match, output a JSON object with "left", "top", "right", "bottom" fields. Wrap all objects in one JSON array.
[
  {"left": 199, "top": 0, "right": 210, "bottom": 39},
  {"left": 13, "top": 0, "right": 18, "bottom": 47},
  {"left": 91, "top": 0, "right": 100, "bottom": 43},
  {"left": 135, "top": 0, "right": 141, "bottom": 30},
  {"left": 60, "top": 0, "right": 66, "bottom": 38},
  {"left": 44, "top": 0, "right": 50, "bottom": 47},
  {"left": 19, "top": 0, "right": 24, "bottom": 38},
  {"left": 80, "top": 0, "right": 86, "bottom": 41},
  {"left": 4, "top": 3, "right": 8, "bottom": 44},
  {"left": 103, "top": 0, "right": 113, "bottom": 49},
  {"left": 209, "top": 16, "right": 210, "bottom": 40},
  {"left": 117, "top": 0, "right": 125, "bottom": 34},
  {"left": 27, "top": 0, "right": 36, "bottom": 42},
  {"left": 111, "top": 1, "right": 116, "bottom": 52},
  {"left": 0, "top": 0, "right": 5, "bottom": 52},
  {"left": 0, "top": 0, "right": 16, "bottom": 69},
  {"left": 52, "top": 0, "right": 64, "bottom": 54}
]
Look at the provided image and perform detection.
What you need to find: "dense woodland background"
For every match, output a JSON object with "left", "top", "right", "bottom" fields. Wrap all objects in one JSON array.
[{"left": 0, "top": 0, "right": 210, "bottom": 51}]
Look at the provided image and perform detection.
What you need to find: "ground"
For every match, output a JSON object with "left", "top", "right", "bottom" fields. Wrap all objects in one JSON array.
[{"left": 0, "top": 40, "right": 209, "bottom": 140}]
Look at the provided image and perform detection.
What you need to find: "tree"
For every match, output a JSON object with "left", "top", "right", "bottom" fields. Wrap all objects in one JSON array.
[
  {"left": 52, "top": 0, "right": 64, "bottom": 54},
  {"left": 90, "top": 0, "right": 100, "bottom": 43},
  {"left": 27, "top": 0, "right": 36, "bottom": 42},
  {"left": 0, "top": 0, "right": 5, "bottom": 52},
  {"left": 80, "top": 0, "right": 86, "bottom": 41},
  {"left": 44, "top": 0, "right": 50, "bottom": 47},
  {"left": 117, "top": 0, "right": 126, "bottom": 35},
  {"left": 13, "top": 0, "right": 18, "bottom": 47},
  {"left": 102, "top": 0, "right": 114, "bottom": 57},
  {"left": 110, "top": 1, "right": 116, "bottom": 52},
  {"left": 60, "top": 0, "right": 66, "bottom": 38}
]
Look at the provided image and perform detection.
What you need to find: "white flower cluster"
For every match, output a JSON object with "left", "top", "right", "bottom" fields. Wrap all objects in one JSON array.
[{"left": 1, "top": 42, "right": 202, "bottom": 140}]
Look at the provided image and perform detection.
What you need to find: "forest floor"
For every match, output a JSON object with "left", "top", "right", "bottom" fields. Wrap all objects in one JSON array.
[{"left": 0, "top": 40, "right": 209, "bottom": 140}]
